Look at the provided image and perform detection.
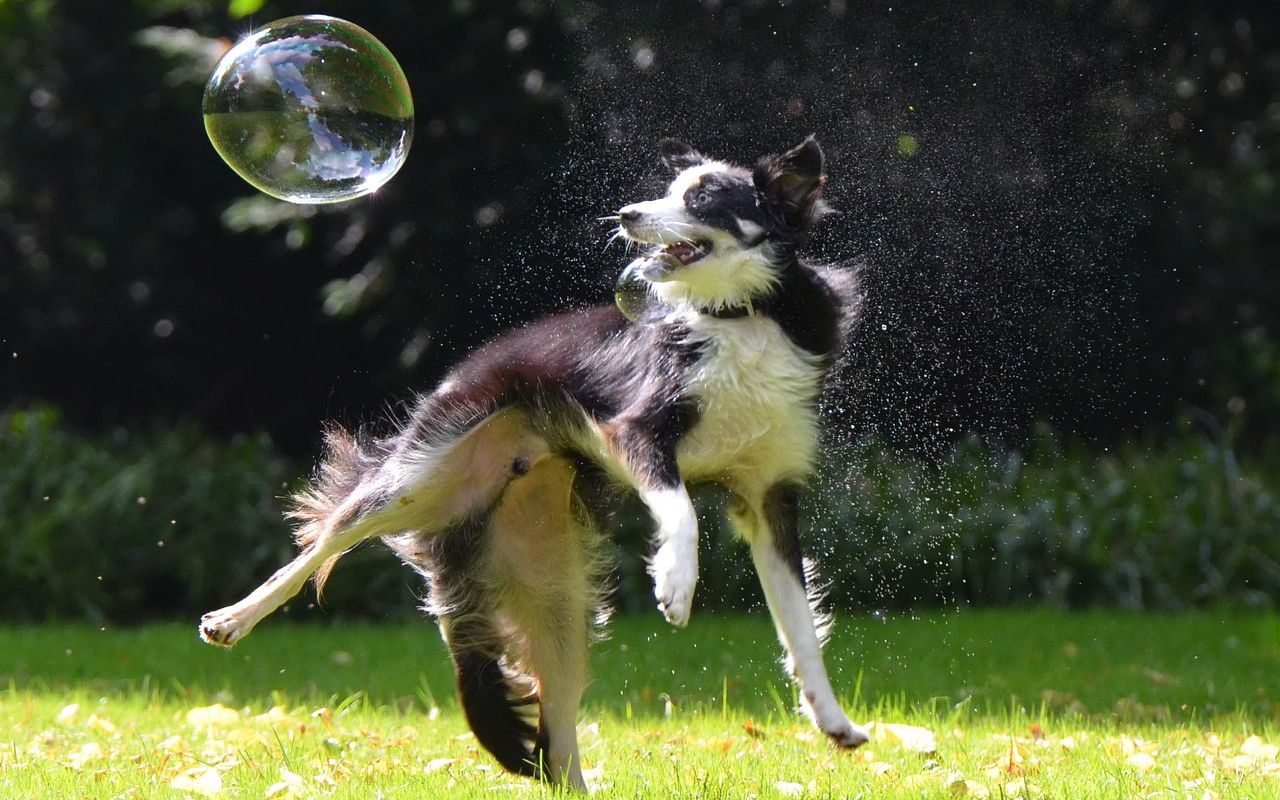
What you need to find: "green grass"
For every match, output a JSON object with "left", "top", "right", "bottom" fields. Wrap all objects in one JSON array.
[{"left": 2, "top": 611, "right": 1279, "bottom": 798}]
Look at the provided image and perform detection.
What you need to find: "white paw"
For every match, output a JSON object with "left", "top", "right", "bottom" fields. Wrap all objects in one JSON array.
[
  {"left": 823, "top": 717, "right": 870, "bottom": 749},
  {"left": 199, "top": 607, "right": 249, "bottom": 647},
  {"left": 802, "top": 691, "right": 869, "bottom": 749},
  {"left": 650, "top": 539, "right": 696, "bottom": 627}
]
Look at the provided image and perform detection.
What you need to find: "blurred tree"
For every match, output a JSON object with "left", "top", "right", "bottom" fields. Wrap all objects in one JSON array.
[
  {"left": 0, "top": 0, "right": 1276, "bottom": 455},
  {"left": 0, "top": 0, "right": 583, "bottom": 451}
]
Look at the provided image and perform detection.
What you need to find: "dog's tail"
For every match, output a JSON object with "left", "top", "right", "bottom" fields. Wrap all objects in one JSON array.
[
  {"left": 286, "top": 398, "right": 553, "bottom": 599},
  {"left": 286, "top": 424, "right": 381, "bottom": 596},
  {"left": 446, "top": 618, "right": 548, "bottom": 778}
]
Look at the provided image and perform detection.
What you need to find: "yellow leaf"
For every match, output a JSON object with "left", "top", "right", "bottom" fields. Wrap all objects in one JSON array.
[
  {"left": 1241, "top": 736, "right": 1280, "bottom": 763},
  {"left": 253, "top": 706, "right": 300, "bottom": 728},
  {"left": 171, "top": 765, "right": 224, "bottom": 797},
  {"left": 159, "top": 734, "right": 185, "bottom": 753},
  {"left": 310, "top": 706, "right": 334, "bottom": 731},
  {"left": 1126, "top": 752, "right": 1157, "bottom": 771},
  {"left": 87, "top": 713, "right": 118, "bottom": 735},
  {"left": 264, "top": 767, "right": 304, "bottom": 798},
  {"left": 187, "top": 704, "right": 240, "bottom": 728},
  {"left": 66, "top": 742, "right": 102, "bottom": 770},
  {"left": 870, "top": 722, "right": 938, "bottom": 754},
  {"left": 949, "top": 777, "right": 991, "bottom": 798},
  {"left": 1004, "top": 779, "right": 1042, "bottom": 797}
]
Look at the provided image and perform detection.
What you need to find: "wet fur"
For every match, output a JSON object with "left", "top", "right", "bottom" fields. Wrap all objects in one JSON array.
[{"left": 199, "top": 137, "right": 867, "bottom": 789}]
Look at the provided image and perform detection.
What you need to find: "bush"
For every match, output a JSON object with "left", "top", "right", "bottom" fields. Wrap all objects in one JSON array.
[
  {"left": 4, "top": 407, "right": 1277, "bottom": 623},
  {"left": 801, "top": 425, "right": 1280, "bottom": 612},
  {"left": 0, "top": 406, "right": 291, "bottom": 621}
]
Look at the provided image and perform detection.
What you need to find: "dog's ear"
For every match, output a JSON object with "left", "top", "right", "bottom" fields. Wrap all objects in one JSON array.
[
  {"left": 753, "top": 135, "right": 827, "bottom": 231},
  {"left": 658, "top": 138, "right": 704, "bottom": 173}
]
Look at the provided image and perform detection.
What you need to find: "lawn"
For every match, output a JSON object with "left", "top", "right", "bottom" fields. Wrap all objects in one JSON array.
[{"left": 2, "top": 611, "right": 1278, "bottom": 798}]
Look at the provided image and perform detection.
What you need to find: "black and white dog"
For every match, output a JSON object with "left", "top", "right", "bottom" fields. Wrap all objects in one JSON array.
[{"left": 199, "top": 136, "right": 867, "bottom": 789}]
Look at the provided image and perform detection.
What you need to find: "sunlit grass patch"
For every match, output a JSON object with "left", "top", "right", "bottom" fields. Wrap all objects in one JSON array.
[{"left": 1, "top": 612, "right": 1277, "bottom": 798}]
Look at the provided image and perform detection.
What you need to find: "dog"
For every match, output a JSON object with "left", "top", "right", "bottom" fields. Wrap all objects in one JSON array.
[{"left": 199, "top": 136, "right": 867, "bottom": 790}]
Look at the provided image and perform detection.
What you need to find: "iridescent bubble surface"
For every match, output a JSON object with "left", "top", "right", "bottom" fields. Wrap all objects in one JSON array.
[
  {"left": 614, "top": 272, "right": 649, "bottom": 323},
  {"left": 615, "top": 257, "right": 658, "bottom": 323},
  {"left": 203, "top": 15, "right": 413, "bottom": 204}
]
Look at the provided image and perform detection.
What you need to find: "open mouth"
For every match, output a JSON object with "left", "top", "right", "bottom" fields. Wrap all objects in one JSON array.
[{"left": 663, "top": 240, "right": 711, "bottom": 266}]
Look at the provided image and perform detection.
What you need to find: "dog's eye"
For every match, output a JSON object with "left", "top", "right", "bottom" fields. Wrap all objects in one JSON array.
[{"left": 695, "top": 190, "right": 710, "bottom": 206}]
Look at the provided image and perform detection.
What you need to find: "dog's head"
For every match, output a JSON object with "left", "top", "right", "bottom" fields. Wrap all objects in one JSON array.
[{"left": 616, "top": 137, "right": 828, "bottom": 312}]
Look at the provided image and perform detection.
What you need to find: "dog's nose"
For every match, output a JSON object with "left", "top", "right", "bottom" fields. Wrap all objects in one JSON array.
[{"left": 619, "top": 208, "right": 642, "bottom": 223}]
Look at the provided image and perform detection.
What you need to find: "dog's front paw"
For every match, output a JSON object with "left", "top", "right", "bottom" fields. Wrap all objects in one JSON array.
[
  {"left": 823, "top": 717, "right": 870, "bottom": 749},
  {"left": 651, "top": 540, "right": 696, "bottom": 627},
  {"left": 802, "top": 691, "right": 870, "bottom": 749},
  {"left": 199, "top": 607, "right": 248, "bottom": 647}
]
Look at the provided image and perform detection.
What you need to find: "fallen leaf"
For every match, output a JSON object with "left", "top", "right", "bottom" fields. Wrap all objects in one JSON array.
[
  {"left": 1126, "top": 752, "right": 1156, "bottom": 771},
  {"left": 743, "top": 720, "right": 767, "bottom": 739},
  {"left": 186, "top": 704, "right": 240, "bottom": 728},
  {"left": 158, "top": 734, "right": 185, "bottom": 753},
  {"left": 264, "top": 767, "right": 304, "bottom": 798},
  {"left": 1241, "top": 736, "right": 1279, "bottom": 763},
  {"left": 66, "top": 742, "right": 102, "bottom": 770},
  {"left": 171, "top": 765, "right": 224, "bottom": 797},
  {"left": 774, "top": 780, "right": 805, "bottom": 796},
  {"left": 310, "top": 707, "right": 334, "bottom": 731},
  {"left": 253, "top": 706, "right": 301, "bottom": 729},
  {"left": 55, "top": 703, "right": 80, "bottom": 724},
  {"left": 949, "top": 777, "right": 991, "bottom": 798},
  {"left": 996, "top": 736, "right": 1028, "bottom": 775},
  {"left": 1004, "top": 779, "right": 1041, "bottom": 797},
  {"left": 871, "top": 722, "right": 937, "bottom": 754}
]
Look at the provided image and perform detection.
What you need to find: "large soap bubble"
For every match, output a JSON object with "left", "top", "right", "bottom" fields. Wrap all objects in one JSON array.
[{"left": 203, "top": 15, "right": 413, "bottom": 204}]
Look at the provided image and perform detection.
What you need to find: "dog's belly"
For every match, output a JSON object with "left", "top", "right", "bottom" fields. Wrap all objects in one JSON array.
[{"left": 676, "top": 317, "right": 823, "bottom": 493}]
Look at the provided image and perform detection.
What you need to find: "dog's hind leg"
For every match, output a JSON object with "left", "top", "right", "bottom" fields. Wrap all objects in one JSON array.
[
  {"left": 199, "top": 492, "right": 380, "bottom": 647},
  {"left": 448, "top": 456, "right": 597, "bottom": 789},
  {"left": 730, "top": 482, "right": 869, "bottom": 749},
  {"left": 200, "top": 407, "right": 551, "bottom": 648}
]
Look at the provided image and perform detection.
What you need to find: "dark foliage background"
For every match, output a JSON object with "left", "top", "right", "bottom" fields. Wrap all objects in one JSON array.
[{"left": 1, "top": 0, "right": 1277, "bottom": 620}]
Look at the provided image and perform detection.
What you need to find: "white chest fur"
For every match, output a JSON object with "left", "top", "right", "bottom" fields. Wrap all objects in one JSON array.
[{"left": 676, "top": 314, "right": 824, "bottom": 491}]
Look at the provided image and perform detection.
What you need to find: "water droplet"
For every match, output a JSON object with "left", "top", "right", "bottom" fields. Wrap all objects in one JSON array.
[{"left": 203, "top": 15, "right": 414, "bottom": 204}]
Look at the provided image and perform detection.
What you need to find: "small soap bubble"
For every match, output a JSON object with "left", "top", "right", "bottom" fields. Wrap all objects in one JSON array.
[
  {"left": 203, "top": 15, "right": 414, "bottom": 204},
  {"left": 614, "top": 267, "right": 651, "bottom": 323},
  {"left": 615, "top": 255, "right": 674, "bottom": 323}
]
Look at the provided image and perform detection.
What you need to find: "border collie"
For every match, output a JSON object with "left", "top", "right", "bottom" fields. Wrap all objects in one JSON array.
[{"left": 199, "top": 136, "right": 867, "bottom": 789}]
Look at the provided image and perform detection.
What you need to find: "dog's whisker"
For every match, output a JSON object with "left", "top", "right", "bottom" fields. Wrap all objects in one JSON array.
[{"left": 603, "top": 228, "right": 625, "bottom": 252}]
